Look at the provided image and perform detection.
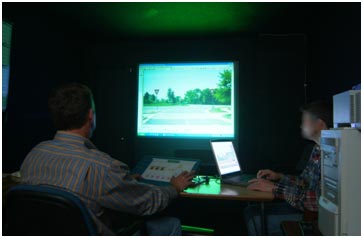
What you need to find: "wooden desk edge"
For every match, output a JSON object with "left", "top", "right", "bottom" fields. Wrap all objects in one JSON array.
[{"left": 179, "top": 192, "right": 274, "bottom": 202}]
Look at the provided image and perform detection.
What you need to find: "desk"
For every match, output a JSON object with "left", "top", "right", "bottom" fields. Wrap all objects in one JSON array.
[
  {"left": 3, "top": 174, "right": 274, "bottom": 234},
  {"left": 180, "top": 177, "right": 274, "bottom": 235}
]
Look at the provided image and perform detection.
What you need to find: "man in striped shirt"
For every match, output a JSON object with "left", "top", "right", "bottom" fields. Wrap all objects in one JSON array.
[
  {"left": 20, "top": 83, "right": 194, "bottom": 235},
  {"left": 244, "top": 101, "right": 332, "bottom": 235}
]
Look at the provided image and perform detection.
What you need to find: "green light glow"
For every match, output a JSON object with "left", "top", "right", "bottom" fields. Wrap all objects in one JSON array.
[
  {"left": 67, "top": 2, "right": 265, "bottom": 36},
  {"left": 181, "top": 225, "right": 214, "bottom": 234},
  {"left": 184, "top": 178, "right": 221, "bottom": 194}
]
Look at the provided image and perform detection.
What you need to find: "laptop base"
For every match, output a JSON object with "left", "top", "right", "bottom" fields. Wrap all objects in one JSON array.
[{"left": 221, "top": 174, "right": 255, "bottom": 187}]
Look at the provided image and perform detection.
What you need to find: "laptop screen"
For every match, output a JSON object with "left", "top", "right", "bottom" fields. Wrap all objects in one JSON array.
[{"left": 211, "top": 141, "right": 241, "bottom": 175}]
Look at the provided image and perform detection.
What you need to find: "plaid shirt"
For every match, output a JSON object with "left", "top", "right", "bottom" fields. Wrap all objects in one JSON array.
[
  {"left": 20, "top": 131, "right": 178, "bottom": 235},
  {"left": 273, "top": 144, "right": 321, "bottom": 212}
]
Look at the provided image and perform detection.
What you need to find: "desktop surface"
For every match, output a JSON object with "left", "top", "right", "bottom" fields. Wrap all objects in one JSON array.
[{"left": 181, "top": 177, "right": 274, "bottom": 201}]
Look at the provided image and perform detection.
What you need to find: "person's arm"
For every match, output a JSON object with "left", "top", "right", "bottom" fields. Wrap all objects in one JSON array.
[
  {"left": 98, "top": 159, "right": 179, "bottom": 216},
  {"left": 273, "top": 160, "right": 321, "bottom": 211},
  {"left": 278, "top": 174, "right": 305, "bottom": 186}
]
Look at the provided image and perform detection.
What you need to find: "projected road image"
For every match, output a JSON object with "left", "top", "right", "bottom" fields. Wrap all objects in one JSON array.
[
  {"left": 137, "top": 62, "right": 235, "bottom": 137},
  {"left": 142, "top": 105, "right": 231, "bottom": 126}
]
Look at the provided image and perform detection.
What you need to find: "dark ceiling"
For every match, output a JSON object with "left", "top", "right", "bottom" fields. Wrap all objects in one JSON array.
[{"left": 2, "top": 2, "right": 360, "bottom": 39}]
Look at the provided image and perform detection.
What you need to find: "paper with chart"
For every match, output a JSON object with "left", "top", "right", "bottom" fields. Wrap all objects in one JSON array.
[{"left": 141, "top": 158, "right": 196, "bottom": 182}]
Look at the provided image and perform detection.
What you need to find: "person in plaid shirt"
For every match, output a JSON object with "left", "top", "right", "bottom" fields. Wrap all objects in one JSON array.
[
  {"left": 244, "top": 101, "right": 332, "bottom": 235},
  {"left": 271, "top": 144, "right": 321, "bottom": 211}
]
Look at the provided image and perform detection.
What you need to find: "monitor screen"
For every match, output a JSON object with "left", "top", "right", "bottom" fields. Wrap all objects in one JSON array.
[
  {"left": 2, "top": 21, "right": 12, "bottom": 111},
  {"left": 2, "top": 66, "right": 10, "bottom": 111},
  {"left": 137, "top": 62, "right": 236, "bottom": 138},
  {"left": 211, "top": 141, "right": 241, "bottom": 175}
]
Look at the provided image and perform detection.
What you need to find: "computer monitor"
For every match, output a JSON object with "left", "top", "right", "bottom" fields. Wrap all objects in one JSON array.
[
  {"left": 137, "top": 62, "right": 237, "bottom": 138},
  {"left": 210, "top": 141, "right": 241, "bottom": 175},
  {"left": 2, "top": 21, "right": 12, "bottom": 111}
]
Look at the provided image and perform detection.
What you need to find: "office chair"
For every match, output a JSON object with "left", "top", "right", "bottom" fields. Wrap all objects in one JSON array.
[{"left": 5, "top": 184, "right": 144, "bottom": 236}]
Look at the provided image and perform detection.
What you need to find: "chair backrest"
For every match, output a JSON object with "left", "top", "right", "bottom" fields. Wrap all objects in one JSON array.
[{"left": 6, "top": 184, "right": 98, "bottom": 235}]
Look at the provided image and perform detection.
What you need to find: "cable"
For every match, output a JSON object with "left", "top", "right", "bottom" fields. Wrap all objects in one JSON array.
[{"left": 212, "top": 175, "right": 221, "bottom": 184}]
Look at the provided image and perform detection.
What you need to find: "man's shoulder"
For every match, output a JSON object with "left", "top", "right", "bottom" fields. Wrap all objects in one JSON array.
[
  {"left": 29, "top": 139, "right": 119, "bottom": 168},
  {"left": 87, "top": 148, "right": 119, "bottom": 166},
  {"left": 30, "top": 140, "right": 54, "bottom": 151}
]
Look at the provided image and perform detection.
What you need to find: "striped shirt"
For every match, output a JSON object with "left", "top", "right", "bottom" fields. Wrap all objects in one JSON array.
[
  {"left": 20, "top": 131, "right": 178, "bottom": 235},
  {"left": 273, "top": 144, "right": 321, "bottom": 212}
]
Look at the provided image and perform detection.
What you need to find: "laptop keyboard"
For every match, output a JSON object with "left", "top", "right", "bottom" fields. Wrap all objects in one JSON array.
[{"left": 223, "top": 175, "right": 254, "bottom": 186}]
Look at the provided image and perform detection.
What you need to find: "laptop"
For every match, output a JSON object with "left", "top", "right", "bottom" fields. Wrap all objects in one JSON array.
[{"left": 210, "top": 140, "right": 255, "bottom": 186}]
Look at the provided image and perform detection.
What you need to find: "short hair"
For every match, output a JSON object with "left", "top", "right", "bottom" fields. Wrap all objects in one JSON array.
[
  {"left": 48, "top": 83, "right": 94, "bottom": 130},
  {"left": 300, "top": 100, "right": 333, "bottom": 128}
]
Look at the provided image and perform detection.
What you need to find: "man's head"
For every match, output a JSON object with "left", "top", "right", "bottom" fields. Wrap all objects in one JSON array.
[
  {"left": 48, "top": 83, "right": 96, "bottom": 138},
  {"left": 300, "top": 101, "right": 333, "bottom": 142}
]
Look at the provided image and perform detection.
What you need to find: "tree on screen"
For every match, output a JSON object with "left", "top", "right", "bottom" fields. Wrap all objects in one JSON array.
[
  {"left": 143, "top": 92, "right": 157, "bottom": 104},
  {"left": 167, "top": 88, "right": 176, "bottom": 104},
  {"left": 213, "top": 70, "right": 231, "bottom": 105},
  {"left": 184, "top": 88, "right": 202, "bottom": 104},
  {"left": 183, "top": 70, "right": 231, "bottom": 105},
  {"left": 143, "top": 69, "right": 232, "bottom": 106}
]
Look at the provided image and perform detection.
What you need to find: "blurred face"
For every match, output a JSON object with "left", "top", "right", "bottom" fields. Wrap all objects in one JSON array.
[{"left": 300, "top": 111, "right": 325, "bottom": 141}]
